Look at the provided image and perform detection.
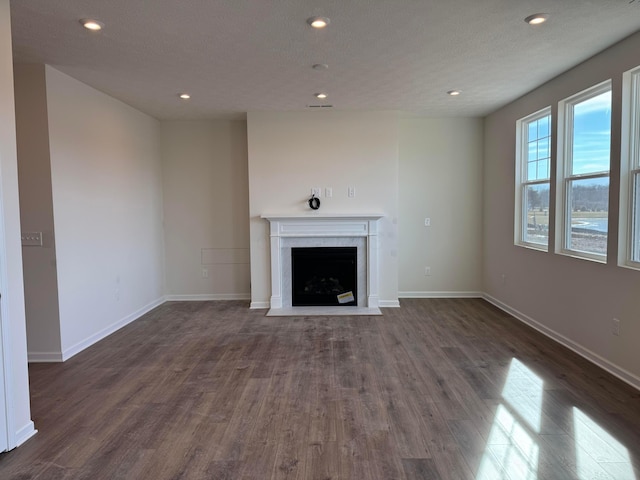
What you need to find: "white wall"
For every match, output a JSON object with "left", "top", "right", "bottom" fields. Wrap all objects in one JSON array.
[
  {"left": 45, "top": 67, "right": 165, "bottom": 359},
  {"left": 161, "top": 120, "right": 250, "bottom": 299},
  {"left": 483, "top": 31, "right": 640, "bottom": 388},
  {"left": 0, "top": 0, "right": 35, "bottom": 448},
  {"left": 398, "top": 118, "right": 483, "bottom": 296},
  {"left": 247, "top": 111, "right": 399, "bottom": 307},
  {"left": 14, "top": 64, "right": 62, "bottom": 359}
]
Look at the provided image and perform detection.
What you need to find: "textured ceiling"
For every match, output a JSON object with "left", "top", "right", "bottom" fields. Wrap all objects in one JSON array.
[{"left": 9, "top": 0, "right": 640, "bottom": 120}]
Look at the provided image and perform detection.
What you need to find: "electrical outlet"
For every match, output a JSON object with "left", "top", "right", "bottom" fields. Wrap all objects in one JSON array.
[
  {"left": 21, "top": 231, "right": 43, "bottom": 246},
  {"left": 424, "top": 218, "right": 431, "bottom": 227},
  {"left": 311, "top": 187, "right": 321, "bottom": 197},
  {"left": 348, "top": 186, "right": 355, "bottom": 198},
  {"left": 325, "top": 187, "right": 332, "bottom": 198},
  {"left": 425, "top": 266, "right": 431, "bottom": 276},
  {"left": 612, "top": 318, "right": 620, "bottom": 336},
  {"left": 202, "top": 267, "right": 209, "bottom": 279}
]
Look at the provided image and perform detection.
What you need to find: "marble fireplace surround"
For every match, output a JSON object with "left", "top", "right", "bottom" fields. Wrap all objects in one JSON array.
[{"left": 261, "top": 214, "right": 383, "bottom": 316}]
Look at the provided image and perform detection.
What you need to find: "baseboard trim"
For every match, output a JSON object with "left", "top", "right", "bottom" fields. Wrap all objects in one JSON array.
[
  {"left": 379, "top": 300, "right": 400, "bottom": 308},
  {"left": 60, "top": 296, "right": 166, "bottom": 361},
  {"left": 165, "top": 293, "right": 251, "bottom": 301},
  {"left": 482, "top": 293, "right": 640, "bottom": 392},
  {"left": 399, "top": 291, "right": 483, "bottom": 298},
  {"left": 28, "top": 351, "right": 64, "bottom": 363},
  {"left": 250, "top": 301, "right": 270, "bottom": 309},
  {"left": 15, "top": 421, "right": 37, "bottom": 448}
]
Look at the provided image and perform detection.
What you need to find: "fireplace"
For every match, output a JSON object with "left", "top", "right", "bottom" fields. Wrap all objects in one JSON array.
[
  {"left": 292, "top": 247, "right": 357, "bottom": 306},
  {"left": 261, "top": 214, "right": 382, "bottom": 315}
]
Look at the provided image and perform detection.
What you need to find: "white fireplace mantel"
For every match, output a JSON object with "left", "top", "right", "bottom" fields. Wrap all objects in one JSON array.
[{"left": 261, "top": 214, "right": 383, "bottom": 316}]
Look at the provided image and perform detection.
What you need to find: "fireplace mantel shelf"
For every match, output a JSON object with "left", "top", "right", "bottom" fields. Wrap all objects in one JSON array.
[{"left": 261, "top": 213, "right": 383, "bottom": 221}]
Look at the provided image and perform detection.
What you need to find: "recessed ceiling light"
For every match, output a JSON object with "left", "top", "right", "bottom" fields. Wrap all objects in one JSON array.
[
  {"left": 179, "top": 93, "right": 191, "bottom": 100},
  {"left": 447, "top": 90, "right": 462, "bottom": 96},
  {"left": 315, "top": 93, "right": 328, "bottom": 99},
  {"left": 525, "top": 13, "right": 549, "bottom": 25},
  {"left": 307, "top": 16, "right": 330, "bottom": 28},
  {"left": 80, "top": 19, "right": 104, "bottom": 31}
]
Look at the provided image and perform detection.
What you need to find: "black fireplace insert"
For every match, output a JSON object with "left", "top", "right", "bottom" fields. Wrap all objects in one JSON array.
[{"left": 291, "top": 247, "right": 357, "bottom": 306}]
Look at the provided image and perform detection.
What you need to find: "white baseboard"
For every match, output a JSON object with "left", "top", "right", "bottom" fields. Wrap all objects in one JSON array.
[
  {"left": 28, "top": 351, "right": 64, "bottom": 363},
  {"left": 250, "top": 301, "right": 270, "bottom": 309},
  {"left": 379, "top": 300, "right": 400, "bottom": 308},
  {"left": 165, "top": 293, "right": 250, "bottom": 301},
  {"left": 14, "top": 421, "right": 37, "bottom": 448},
  {"left": 483, "top": 293, "right": 640, "bottom": 392},
  {"left": 399, "top": 291, "right": 483, "bottom": 298},
  {"left": 60, "top": 296, "right": 166, "bottom": 361}
]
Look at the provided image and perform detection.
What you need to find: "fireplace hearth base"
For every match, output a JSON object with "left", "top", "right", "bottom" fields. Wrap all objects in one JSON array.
[{"left": 266, "top": 305, "right": 381, "bottom": 317}]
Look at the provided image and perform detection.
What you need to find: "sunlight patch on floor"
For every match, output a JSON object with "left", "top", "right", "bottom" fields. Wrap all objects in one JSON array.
[
  {"left": 501, "top": 359, "right": 544, "bottom": 432},
  {"left": 475, "top": 359, "right": 543, "bottom": 480},
  {"left": 573, "top": 407, "right": 636, "bottom": 480}
]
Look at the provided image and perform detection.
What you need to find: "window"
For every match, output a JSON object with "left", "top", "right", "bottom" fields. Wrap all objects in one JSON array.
[
  {"left": 620, "top": 66, "right": 640, "bottom": 268},
  {"left": 515, "top": 108, "right": 551, "bottom": 250},
  {"left": 557, "top": 81, "right": 611, "bottom": 261}
]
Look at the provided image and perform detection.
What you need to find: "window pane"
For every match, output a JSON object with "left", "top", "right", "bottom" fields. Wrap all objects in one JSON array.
[
  {"left": 538, "top": 115, "right": 549, "bottom": 137},
  {"left": 528, "top": 122, "right": 537, "bottom": 143},
  {"left": 524, "top": 184, "right": 550, "bottom": 245},
  {"left": 527, "top": 142, "right": 537, "bottom": 162},
  {"left": 525, "top": 114, "right": 551, "bottom": 182},
  {"left": 571, "top": 91, "right": 611, "bottom": 175},
  {"left": 537, "top": 159, "right": 549, "bottom": 179},
  {"left": 567, "top": 177, "right": 609, "bottom": 255},
  {"left": 632, "top": 173, "right": 640, "bottom": 262},
  {"left": 537, "top": 136, "right": 550, "bottom": 161}
]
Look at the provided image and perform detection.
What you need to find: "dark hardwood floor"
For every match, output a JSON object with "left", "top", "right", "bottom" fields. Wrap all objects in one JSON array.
[{"left": 1, "top": 298, "right": 639, "bottom": 479}]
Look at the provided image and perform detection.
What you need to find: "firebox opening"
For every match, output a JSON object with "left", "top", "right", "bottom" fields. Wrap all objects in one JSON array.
[{"left": 291, "top": 247, "right": 357, "bottom": 306}]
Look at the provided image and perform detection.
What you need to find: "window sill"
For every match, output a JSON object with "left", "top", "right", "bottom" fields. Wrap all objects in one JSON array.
[
  {"left": 557, "top": 248, "right": 607, "bottom": 264},
  {"left": 618, "top": 260, "right": 640, "bottom": 272},
  {"left": 516, "top": 242, "right": 549, "bottom": 253}
]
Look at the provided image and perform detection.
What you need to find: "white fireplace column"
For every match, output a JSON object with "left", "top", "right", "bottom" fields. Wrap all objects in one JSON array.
[{"left": 261, "top": 214, "right": 383, "bottom": 315}]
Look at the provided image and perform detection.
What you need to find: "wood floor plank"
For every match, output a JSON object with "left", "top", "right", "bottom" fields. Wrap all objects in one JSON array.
[
  {"left": 304, "top": 440, "right": 340, "bottom": 480},
  {"left": 271, "top": 361, "right": 313, "bottom": 479},
  {"left": 401, "top": 458, "right": 442, "bottom": 480},
  {"left": 335, "top": 389, "right": 375, "bottom": 479},
  {"left": 1, "top": 298, "right": 639, "bottom": 480}
]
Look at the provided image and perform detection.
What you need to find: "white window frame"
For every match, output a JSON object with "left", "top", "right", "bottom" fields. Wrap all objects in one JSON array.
[
  {"left": 556, "top": 80, "right": 611, "bottom": 263},
  {"left": 619, "top": 66, "right": 640, "bottom": 270},
  {"left": 515, "top": 107, "right": 552, "bottom": 251}
]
